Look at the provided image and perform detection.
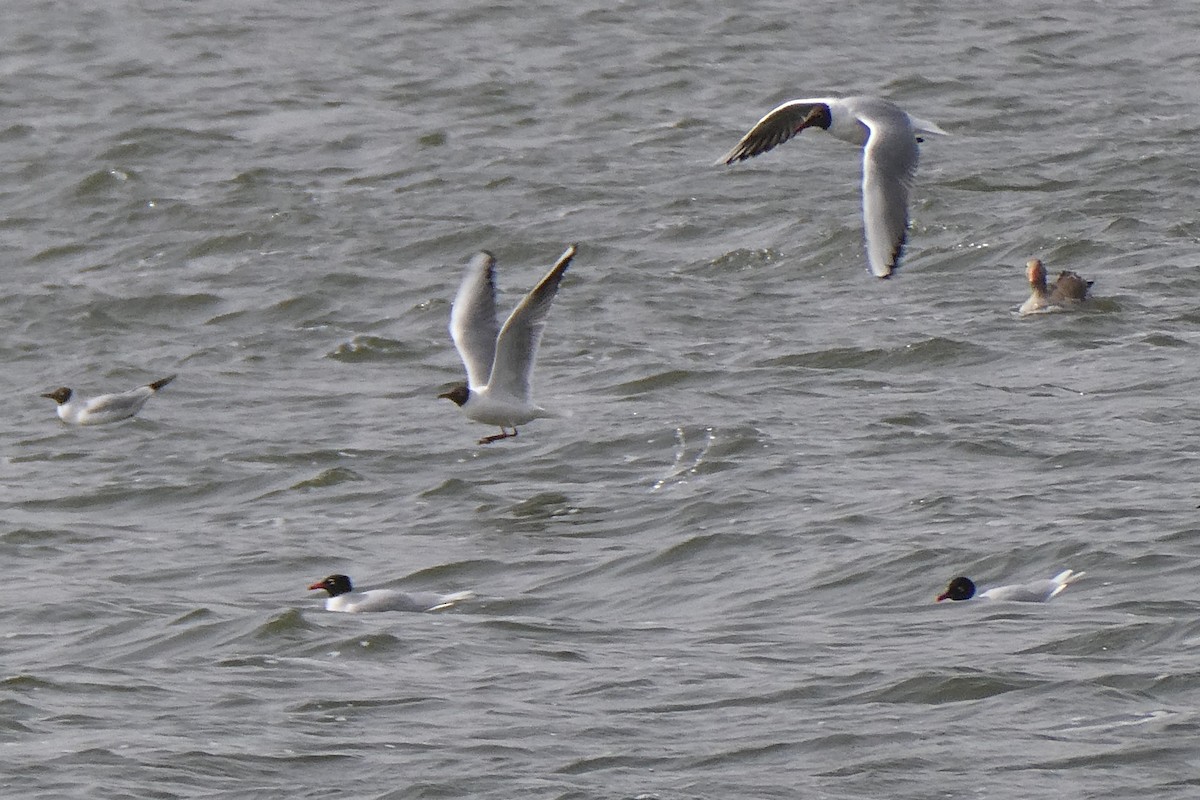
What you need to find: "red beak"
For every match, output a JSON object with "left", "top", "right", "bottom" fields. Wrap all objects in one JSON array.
[
  {"left": 935, "top": 593, "right": 949, "bottom": 602},
  {"left": 308, "top": 581, "right": 325, "bottom": 591}
]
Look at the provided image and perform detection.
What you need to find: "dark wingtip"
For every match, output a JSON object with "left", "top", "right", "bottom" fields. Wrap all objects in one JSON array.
[
  {"left": 869, "top": 261, "right": 897, "bottom": 280},
  {"left": 553, "top": 244, "right": 578, "bottom": 271},
  {"left": 149, "top": 374, "right": 176, "bottom": 392},
  {"left": 873, "top": 238, "right": 906, "bottom": 279},
  {"left": 715, "top": 145, "right": 749, "bottom": 166},
  {"left": 438, "top": 384, "right": 469, "bottom": 406}
]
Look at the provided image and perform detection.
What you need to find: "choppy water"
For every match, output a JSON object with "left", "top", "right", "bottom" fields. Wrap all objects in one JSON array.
[{"left": 3, "top": 1, "right": 1200, "bottom": 798}]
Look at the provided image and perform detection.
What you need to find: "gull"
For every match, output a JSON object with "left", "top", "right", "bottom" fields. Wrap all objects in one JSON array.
[
  {"left": 718, "top": 96, "right": 947, "bottom": 278},
  {"left": 936, "top": 569, "right": 1085, "bottom": 603},
  {"left": 439, "top": 244, "right": 576, "bottom": 444},
  {"left": 42, "top": 374, "right": 176, "bottom": 425},
  {"left": 308, "top": 574, "right": 474, "bottom": 613},
  {"left": 1019, "top": 258, "right": 1092, "bottom": 316}
]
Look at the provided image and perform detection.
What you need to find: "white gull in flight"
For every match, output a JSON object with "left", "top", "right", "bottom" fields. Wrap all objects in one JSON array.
[
  {"left": 718, "top": 96, "right": 947, "bottom": 278},
  {"left": 439, "top": 244, "right": 576, "bottom": 444}
]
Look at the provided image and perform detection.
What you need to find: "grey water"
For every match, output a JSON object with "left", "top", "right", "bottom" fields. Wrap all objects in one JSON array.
[{"left": 3, "top": 1, "right": 1200, "bottom": 798}]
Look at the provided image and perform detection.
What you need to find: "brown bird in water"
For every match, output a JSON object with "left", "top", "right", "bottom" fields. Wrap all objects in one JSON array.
[{"left": 1018, "top": 259, "right": 1091, "bottom": 316}]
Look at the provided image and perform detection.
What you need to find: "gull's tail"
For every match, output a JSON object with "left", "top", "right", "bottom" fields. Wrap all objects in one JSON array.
[
  {"left": 428, "top": 590, "right": 475, "bottom": 612},
  {"left": 1048, "top": 569, "right": 1085, "bottom": 599},
  {"left": 910, "top": 116, "right": 949, "bottom": 137}
]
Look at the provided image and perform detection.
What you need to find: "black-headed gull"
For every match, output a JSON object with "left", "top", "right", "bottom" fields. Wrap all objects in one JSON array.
[
  {"left": 1018, "top": 259, "right": 1092, "bottom": 316},
  {"left": 936, "top": 569, "right": 1085, "bottom": 603},
  {"left": 718, "top": 96, "right": 947, "bottom": 278},
  {"left": 439, "top": 244, "right": 576, "bottom": 444},
  {"left": 42, "top": 375, "right": 176, "bottom": 425},
  {"left": 308, "top": 574, "right": 474, "bottom": 613}
]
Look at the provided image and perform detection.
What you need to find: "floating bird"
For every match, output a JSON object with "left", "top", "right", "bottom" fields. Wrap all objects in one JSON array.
[
  {"left": 936, "top": 569, "right": 1085, "bottom": 603},
  {"left": 439, "top": 245, "right": 576, "bottom": 444},
  {"left": 42, "top": 374, "right": 176, "bottom": 425},
  {"left": 308, "top": 574, "right": 474, "bottom": 613},
  {"left": 1018, "top": 258, "right": 1092, "bottom": 316},
  {"left": 718, "top": 96, "right": 947, "bottom": 278}
]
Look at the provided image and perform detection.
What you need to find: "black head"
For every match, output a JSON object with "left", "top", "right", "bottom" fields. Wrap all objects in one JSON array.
[
  {"left": 42, "top": 387, "right": 73, "bottom": 405},
  {"left": 438, "top": 384, "right": 470, "bottom": 407},
  {"left": 309, "top": 574, "right": 353, "bottom": 597},
  {"left": 798, "top": 103, "right": 833, "bottom": 132},
  {"left": 936, "top": 576, "right": 976, "bottom": 602}
]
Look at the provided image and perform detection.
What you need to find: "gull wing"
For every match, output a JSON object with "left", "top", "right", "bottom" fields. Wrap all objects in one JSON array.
[
  {"left": 487, "top": 245, "right": 576, "bottom": 402},
  {"left": 449, "top": 252, "right": 500, "bottom": 389},
  {"left": 84, "top": 386, "right": 154, "bottom": 419},
  {"left": 859, "top": 107, "right": 919, "bottom": 278},
  {"left": 716, "top": 98, "right": 833, "bottom": 164}
]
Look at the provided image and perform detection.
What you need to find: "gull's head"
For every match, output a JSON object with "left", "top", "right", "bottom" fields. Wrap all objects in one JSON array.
[
  {"left": 309, "top": 574, "right": 352, "bottom": 597},
  {"left": 438, "top": 384, "right": 470, "bottom": 407},
  {"left": 797, "top": 104, "right": 833, "bottom": 133},
  {"left": 936, "top": 576, "right": 976, "bottom": 602},
  {"left": 41, "top": 387, "right": 72, "bottom": 405},
  {"left": 1026, "top": 259, "right": 1048, "bottom": 288}
]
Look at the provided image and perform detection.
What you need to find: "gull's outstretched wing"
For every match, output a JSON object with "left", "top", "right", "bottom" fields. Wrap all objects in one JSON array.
[
  {"left": 858, "top": 104, "right": 919, "bottom": 278},
  {"left": 716, "top": 98, "right": 833, "bottom": 164},
  {"left": 488, "top": 245, "right": 577, "bottom": 401},
  {"left": 449, "top": 252, "right": 500, "bottom": 389}
]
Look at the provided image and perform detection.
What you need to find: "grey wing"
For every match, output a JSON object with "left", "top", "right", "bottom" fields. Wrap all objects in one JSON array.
[
  {"left": 859, "top": 111, "right": 919, "bottom": 278},
  {"left": 358, "top": 589, "right": 427, "bottom": 612},
  {"left": 85, "top": 387, "right": 154, "bottom": 419},
  {"left": 488, "top": 245, "right": 576, "bottom": 401},
  {"left": 987, "top": 579, "right": 1058, "bottom": 602},
  {"left": 1026, "top": 579, "right": 1063, "bottom": 602},
  {"left": 717, "top": 99, "right": 829, "bottom": 164},
  {"left": 403, "top": 590, "right": 470, "bottom": 612},
  {"left": 449, "top": 252, "right": 500, "bottom": 389}
]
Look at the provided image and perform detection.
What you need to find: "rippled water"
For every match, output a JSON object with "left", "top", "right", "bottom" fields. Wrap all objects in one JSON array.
[{"left": 3, "top": 1, "right": 1200, "bottom": 798}]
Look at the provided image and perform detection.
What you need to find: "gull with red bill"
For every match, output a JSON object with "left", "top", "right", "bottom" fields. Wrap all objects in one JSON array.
[{"left": 936, "top": 569, "right": 1084, "bottom": 603}]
